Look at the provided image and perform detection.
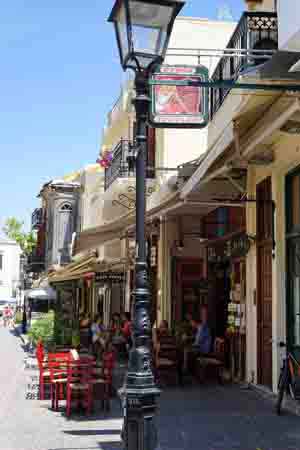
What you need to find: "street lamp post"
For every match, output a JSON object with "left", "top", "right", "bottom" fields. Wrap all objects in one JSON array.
[{"left": 108, "top": 1, "right": 185, "bottom": 449}]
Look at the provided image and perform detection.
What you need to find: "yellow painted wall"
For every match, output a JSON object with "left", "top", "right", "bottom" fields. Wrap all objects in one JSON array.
[{"left": 246, "top": 132, "right": 300, "bottom": 391}]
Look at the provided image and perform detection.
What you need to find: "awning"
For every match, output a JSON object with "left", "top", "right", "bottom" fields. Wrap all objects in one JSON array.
[
  {"left": 93, "top": 257, "right": 127, "bottom": 274},
  {"left": 74, "top": 192, "right": 180, "bottom": 255},
  {"left": 25, "top": 287, "right": 57, "bottom": 301},
  {"left": 49, "top": 254, "right": 98, "bottom": 284}
]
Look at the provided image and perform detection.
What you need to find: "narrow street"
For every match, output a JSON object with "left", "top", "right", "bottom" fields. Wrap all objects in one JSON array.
[{"left": 1, "top": 327, "right": 300, "bottom": 450}]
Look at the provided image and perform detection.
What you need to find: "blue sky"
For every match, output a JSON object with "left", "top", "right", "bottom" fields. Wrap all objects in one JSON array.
[{"left": 0, "top": 0, "right": 243, "bottom": 232}]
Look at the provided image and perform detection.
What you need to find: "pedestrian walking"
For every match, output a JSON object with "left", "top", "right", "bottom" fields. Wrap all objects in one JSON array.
[{"left": 3, "top": 305, "right": 10, "bottom": 328}]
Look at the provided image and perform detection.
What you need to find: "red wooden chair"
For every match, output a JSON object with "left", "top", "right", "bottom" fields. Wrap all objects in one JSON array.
[
  {"left": 36, "top": 345, "right": 50, "bottom": 401},
  {"left": 48, "top": 353, "right": 71, "bottom": 410},
  {"left": 196, "top": 337, "right": 226, "bottom": 384},
  {"left": 66, "top": 360, "right": 96, "bottom": 417},
  {"left": 90, "top": 349, "right": 116, "bottom": 411}
]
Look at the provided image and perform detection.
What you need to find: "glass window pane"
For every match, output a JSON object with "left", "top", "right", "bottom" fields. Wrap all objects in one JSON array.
[
  {"left": 129, "top": 2, "right": 173, "bottom": 55},
  {"left": 132, "top": 26, "right": 162, "bottom": 54},
  {"left": 116, "top": 3, "right": 129, "bottom": 60},
  {"left": 292, "top": 174, "right": 300, "bottom": 229},
  {"left": 293, "top": 276, "right": 300, "bottom": 346}
]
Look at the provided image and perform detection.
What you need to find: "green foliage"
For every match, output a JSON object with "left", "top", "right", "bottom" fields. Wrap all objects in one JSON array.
[
  {"left": 71, "top": 330, "right": 81, "bottom": 348},
  {"left": 3, "top": 217, "right": 37, "bottom": 255},
  {"left": 53, "top": 307, "right": 73, "bottom": 346},
  {"left": 28, "top": 311, "right": 55, "bottom": 347}
]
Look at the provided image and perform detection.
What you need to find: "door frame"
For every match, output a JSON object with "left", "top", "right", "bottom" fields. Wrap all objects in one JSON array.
[
  {"left": 285, "top": 166, "right": 300, "bottom": 357},
  {"left": 256, "top": 176, "right": 273, "bottom": 388}
]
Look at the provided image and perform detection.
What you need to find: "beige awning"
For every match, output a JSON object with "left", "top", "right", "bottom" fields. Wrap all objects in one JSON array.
[
  {"left": 74, "top": 191, "right": 181, "bottom": 255},
  {"left": 49, "top": 254, "right": 98, "bottom": 283}
]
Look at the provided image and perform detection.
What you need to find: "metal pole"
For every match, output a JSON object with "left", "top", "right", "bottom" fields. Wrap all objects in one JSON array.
[{"left": 121, "top": 71, "right": 159, "bottom": 450}]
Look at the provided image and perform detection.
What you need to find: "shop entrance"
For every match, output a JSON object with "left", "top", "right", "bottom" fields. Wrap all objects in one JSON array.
[
  {"left": 173, "top": 258, "right": 205, "bottom": 322},
  {"left": 256, "top": 177, "right": 273, "bottom": 388}
]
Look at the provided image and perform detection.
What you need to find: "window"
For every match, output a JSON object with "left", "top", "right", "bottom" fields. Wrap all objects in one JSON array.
[
  {"left": 59, "top": 203, "right": 72, "bottom": 212},
  {"left": 0, "top": 254, "right": 3, "bottom": 271}
]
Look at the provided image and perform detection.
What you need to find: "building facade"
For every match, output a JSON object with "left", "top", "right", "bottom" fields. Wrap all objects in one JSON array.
[
  {"left": 0, "top": 238, "right": 21, "bottom": 300},
  {"left": 27, "top": 179, "right": 81, "bottom": 279}
]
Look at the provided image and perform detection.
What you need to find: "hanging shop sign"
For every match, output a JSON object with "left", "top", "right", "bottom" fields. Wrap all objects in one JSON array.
[
  {"left": 149, "top": 65, "right": 209, "bottom": 129},
  {"left": 207, "top": 233, "right": 251, "bottom": 263},
  {"left": 227, "top": 234, "right": 251, "bottom": 258},
  {"left": 207, "top": 244, "right": 227, "bottom": 263},
  {"left": 95, "top": 272, "right": 125, "bottom": 284},
  {"left": 150, "top": 245, "right": 157, "bottom": 268}
]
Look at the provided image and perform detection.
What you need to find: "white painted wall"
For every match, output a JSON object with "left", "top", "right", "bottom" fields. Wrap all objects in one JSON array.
[
  {"left": 166, "top": 17, "right": 236, "bottom": 73},
  {"left": 278, "top": 0, "right": 300, "bottom": 51},
  {"left": 0, "top": 239, "right": 21, "bottom": 300},
  {"left": 246, "top": 129, "right": 300, "bottom": 392},
  {"left": 79, "top": 165, "right": 104, "bottom": 231}
]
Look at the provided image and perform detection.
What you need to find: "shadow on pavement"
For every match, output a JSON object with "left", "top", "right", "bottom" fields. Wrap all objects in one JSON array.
[{"left": 63, "top": 430, "right": 120, "bottom": 436}]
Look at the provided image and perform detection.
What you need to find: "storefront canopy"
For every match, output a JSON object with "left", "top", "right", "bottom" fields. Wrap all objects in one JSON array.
[
  {"left": 48, "top": 254, "right": 98, "bottom": 284},
  {"left": 25, "top": 287, "right": 57, "bottom": 301}
]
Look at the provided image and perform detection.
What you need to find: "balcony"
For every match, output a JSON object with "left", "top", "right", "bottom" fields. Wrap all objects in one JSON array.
[
  {"left": 210, "top": 11, "right": 278, "bottom": 120},
  {"left": 31, "top": 208, "right": 43, "bottom": 230},
  {"left": 26, "top": 251, "right": 45, "bottom": 273},
  {"left": 104, "top": 139, "right": 155, "bottom": 191}
]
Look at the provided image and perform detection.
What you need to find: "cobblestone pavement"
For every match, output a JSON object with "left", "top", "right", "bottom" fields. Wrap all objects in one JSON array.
[{"left": 2, "top": 326, "right": 300, "bottom": 450}]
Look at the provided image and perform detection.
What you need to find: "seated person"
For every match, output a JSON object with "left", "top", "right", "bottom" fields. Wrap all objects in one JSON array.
[
  {"left": 90, "top": 315, "right": 105, "bottom": 358},
  {"left": 192, "top": 306, "right": 212, "bottom": 354},
  {"left": 153, "top": 320, "right": 169, "bottom": 350},
  {"left": 80, "top": 314, "right": 90, "bottom": 328},
  {"left": 182, "top": 306, "right": 212, "bottom": 372},
  {"left": 121, "top": 312, "right": 132, "bottom": 350}
]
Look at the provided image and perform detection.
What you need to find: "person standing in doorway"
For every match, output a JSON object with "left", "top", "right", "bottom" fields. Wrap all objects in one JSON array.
[{"left": 121, "top": 312, "right": 132, "bottom": 350}]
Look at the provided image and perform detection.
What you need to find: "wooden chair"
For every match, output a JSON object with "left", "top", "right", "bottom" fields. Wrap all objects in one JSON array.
[
  {"left": 196, "top": 337, "right": 225, "bottom": 384},
  {"left": 48, "top": 353, "right": 71, "bottom": 410},
  {"left": 66, "top": 360, "right": 96, "bottom": 417},
  {"left": 155, "top": 335, "right": 179, "bottom": 386},
  {"left": 90, "top": 349, "right": 116, "bottom": 411},
  {"left": 36, "top": 346, "right": 51, "bottom": 401}
]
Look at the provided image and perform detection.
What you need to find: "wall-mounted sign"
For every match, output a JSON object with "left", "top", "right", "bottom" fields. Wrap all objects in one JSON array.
[
  {"left": 150, "top": 246, "right": 157, "bottom": 267},
  {"left": 95, "top": 272, "right": 125, "bottom": 284},
  {"left": 207, "top": 244, "right": 227, "bottom": 263},
  {"left": 149, "top": 65, "right": 209, "bottom": 129},
  {"left": 228, "top": 234, "right": 251, "bottom": 258},
  {"left": 207, "top": 233, "right": 251, "bottom": 263}
]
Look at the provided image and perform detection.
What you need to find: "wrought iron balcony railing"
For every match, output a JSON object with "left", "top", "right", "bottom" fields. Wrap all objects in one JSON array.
[
  {"left": 31, "top": 208, "right": 43, "bottom": 230},
  {"left": 26, "top": 251, "right": 45, "bottom": 273},
  {"left": 104, "top": 139, "right": 155, "bottom": 191},
  {"left": 210, "top": 11, "right": 278, "bottom": 120}
]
